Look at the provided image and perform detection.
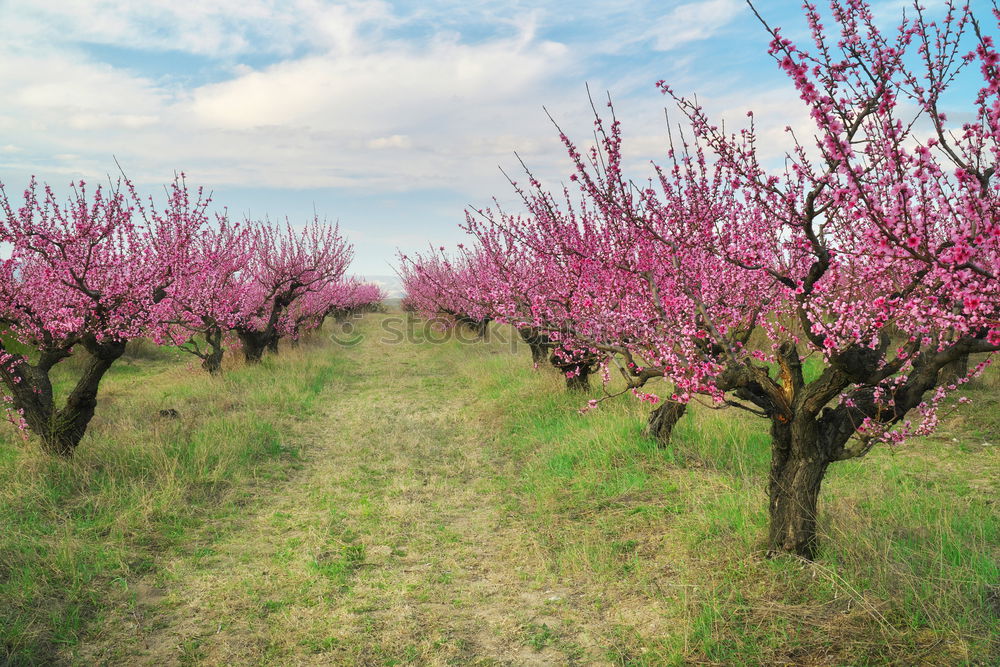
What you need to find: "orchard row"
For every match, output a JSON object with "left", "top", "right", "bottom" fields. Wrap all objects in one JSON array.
[
  {"left": 400, "top": 0, "right": 1000, "bottom": 558},
  {"left": 0, "top": 176, "right": 383, "bottom": 457}
]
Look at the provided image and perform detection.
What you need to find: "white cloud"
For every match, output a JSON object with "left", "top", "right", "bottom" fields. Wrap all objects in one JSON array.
[
  {"left": 68, "top": 114, "right": 161, "bottom": 130},
  {"left": 368, "top": 135, "right": 413, "bottom": 149},
  {"left": 0, "top": 0, "right": 798, "bottom": 246},
  {"left": 0, "top": 1, "right": 600, "bottom": 193},
  {"left": 646, "top": 0, "right": 742, "bottom": 51},
  {"left": 1, "top": 0, "right": 378, "bottom": 58},
  {"left": 184, "top": 35, "right": 569, "bottom": 132}
]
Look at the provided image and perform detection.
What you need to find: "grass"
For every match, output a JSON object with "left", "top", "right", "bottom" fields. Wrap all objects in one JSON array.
[
  {"left": 469, "top": 328, "right": 999, "bottom": 665},
  {"left": 0, "top": 337, "right": 342, "bottom": 665},
  {"left": 0, "top": 312, "right": 996, "bottom": 665}
]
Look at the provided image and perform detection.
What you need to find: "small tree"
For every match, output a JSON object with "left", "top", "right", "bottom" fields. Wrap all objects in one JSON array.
[
  {"left": 163, "top": 218, "right": 255, "bottom": 374},
  {"left": 0, "top": 177, "right": 205, "bottom": 456},
  {"left": 398, "top": 250, "right": 492, "bottom": 336},
  {"left": 401, "top": 241, "right": 605, "bottom": 389},
  {"left": 279, "top": 280, "right": 385, "bottom": 343},
  {"left": 324, "top": 280, "right": 386, "bottom": 322},
  {"left": 235, "top": 219, "right": 352, "bottom": 362},
  {"left": 651, "top": 0, "right": 1000, "bottom": 557}
]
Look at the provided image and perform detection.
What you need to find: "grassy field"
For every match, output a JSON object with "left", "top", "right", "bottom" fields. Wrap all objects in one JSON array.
[
  {"left": 0, "top": 312, "right": 997, "bottom": 665},
  {"left": 0, "top": 340, "right": 340, "bottom": 664}
]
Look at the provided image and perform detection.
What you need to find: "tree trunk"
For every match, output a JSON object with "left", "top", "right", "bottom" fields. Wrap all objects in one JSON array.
[
  {"left": 2, "top": 340, "right": 125, "bottom": 457},
  {"left": 645, "top": 401, "right": 687, "bottom": 446},
  {"left": 239, "top": 294, "right": 291, "bottom": 363},
  {"left": 565, "top": 366, "right": 591, "bottom": 391},
  {"left": 767, "top": 420, "right": 830, "bottom": 559},
  {"left": 237, "top": 330, "right": 269, "bottom": 363},
  {"left": 474, "top": 319, "right": 490, "bottom": 339},
  {"left": 518, "top": 327, "right": 550, "bottom": 365},
  {"left": 201, "top": 353, "right": 223, "bottom": 375},
  {"left": 456, "top": 315, "right": 489, "bottom": 339},
  {"left": 530, "top": 342, "right": 547, "bottom": 364},
  {"left": 549, "top": 346, "right": 597, "bottom": 392},
  {"left": 200, "top": 329, "right": 225, "bottom": 375}
]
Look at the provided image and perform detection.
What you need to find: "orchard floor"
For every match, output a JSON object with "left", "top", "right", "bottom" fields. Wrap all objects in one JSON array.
[
  {"left": 66, "top": 315, "right": 631, "bottom": 665},
  {"left": 13, "top": 312, "right": 996, "bottom": 665}
]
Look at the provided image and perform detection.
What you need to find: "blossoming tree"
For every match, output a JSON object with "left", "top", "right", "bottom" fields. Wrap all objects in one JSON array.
[
  {"left": 651, "top": 0, "right": 1000, "bottom": 557},
  {"left": 162, "top": 218, "right": 255, "bottom": 374},
  {"left": 400, "top": 239, "right": 608, "bottom": 389},
  {"left": 234, "top": 219, "right": 353, "bottom": 362},
  {"left": 0, "top": 177, "right": 206, "bottom": 456},
  {"left": 456, "top": 0, "right": 999, "bottom": 557},
  {"left": 398, "top": 249, "right": 493, "bottom": 337},
  {"left": 280, "top": 278, "right": 386, "bottom": 343}
]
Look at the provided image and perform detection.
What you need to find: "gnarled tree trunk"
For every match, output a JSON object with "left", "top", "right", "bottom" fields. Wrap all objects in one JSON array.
[
  {"left": 518, "top": 327, "right": 551, "bottom": 365},
  {"left": 549, "top": 346, "right": 599, "bottom": 392},
  {"left": 766, "top": 419, "right": 830, "bottom": 559},
  {"left": 237, "top": 287, "right": 297, "bottom": 363},
  {"left": 1, "top": 339, "right": 126, "bottom": 457},
  {"left": 200, "top": 329, "right": 225, "bottom": 375},
  {"left": 236, "top": 329, "right": 271, "bottom": 364},
  {"left": 715, "top": 335, "right": 1000, "bottom": 561},
  {"left": 645, "top": 401, "right": 687, "bottom": 446}
]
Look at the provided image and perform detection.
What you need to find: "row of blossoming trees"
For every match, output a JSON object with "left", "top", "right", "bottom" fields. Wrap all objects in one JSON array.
[
  {"left": 0, "top": 176, "right": 383, "bottom": 458},
  {"left": 401, "top": 0, "right": 1000, "bottom": 558}
]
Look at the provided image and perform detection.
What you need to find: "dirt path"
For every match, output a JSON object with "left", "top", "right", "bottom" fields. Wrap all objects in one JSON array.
[{"left": 71, "top": 319, "right": 617, "bottom": 665}]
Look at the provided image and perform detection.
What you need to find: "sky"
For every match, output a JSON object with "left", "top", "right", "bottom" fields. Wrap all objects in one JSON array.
[{"left": 0, "top": 0, "right": 973, "bottom": 289}]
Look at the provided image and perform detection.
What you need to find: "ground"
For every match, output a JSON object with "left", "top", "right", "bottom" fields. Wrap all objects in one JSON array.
[{"left": 1, "top": 312, "right": 997, "bottom": 665}]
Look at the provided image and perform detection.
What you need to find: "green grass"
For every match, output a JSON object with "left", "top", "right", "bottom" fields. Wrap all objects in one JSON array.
[
  {"left": 0, "top": 337, "right": 343, "bottom": 665},
  {"left": 0, "top": 315, "right": 996, "bottom": 665},
  {"left": 466, "top": 334, "right": 999, "bottom": 665}
]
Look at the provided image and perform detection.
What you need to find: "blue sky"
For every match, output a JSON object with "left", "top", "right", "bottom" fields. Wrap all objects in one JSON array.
[{"left": 0, "top": 0, "right": 976, "bottom": 286}]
